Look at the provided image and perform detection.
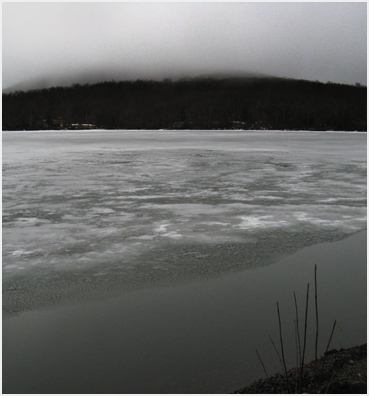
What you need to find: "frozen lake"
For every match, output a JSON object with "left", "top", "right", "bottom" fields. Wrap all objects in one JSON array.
[{"left": 2, "top": 130, "right": 367, "bottom": 393}]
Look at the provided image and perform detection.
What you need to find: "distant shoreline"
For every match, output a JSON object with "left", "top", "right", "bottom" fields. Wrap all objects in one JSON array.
[
  {"left": 3, "top": 77, "right": 366, "bottom": 132},
  {"left": 2, "top": 129, "right": 367, "bottom": 133}
]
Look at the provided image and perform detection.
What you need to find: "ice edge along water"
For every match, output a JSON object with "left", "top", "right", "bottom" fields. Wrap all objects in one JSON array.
[{"left": 2, "top": 130, "right": 367, "bottom": 314}]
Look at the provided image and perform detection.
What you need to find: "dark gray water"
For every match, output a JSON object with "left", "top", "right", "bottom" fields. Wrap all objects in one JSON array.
[
  {"left": 2, "top": 130, "right": 366, "bottom": 393},
  {"left": 2, "top": 231, "right": 367, "bottom": 393}
]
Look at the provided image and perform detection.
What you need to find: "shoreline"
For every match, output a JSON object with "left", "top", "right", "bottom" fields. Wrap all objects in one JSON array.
[{"left": 234, "top": 344, "right": 367, "bottom": 394}]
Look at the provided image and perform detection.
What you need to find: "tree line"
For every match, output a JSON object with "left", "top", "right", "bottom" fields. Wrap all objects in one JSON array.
[{"left": 2, "top": 76, "right": 367, "bottom": 131}]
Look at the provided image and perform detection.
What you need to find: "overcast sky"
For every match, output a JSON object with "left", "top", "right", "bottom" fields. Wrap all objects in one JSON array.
[{"left": 2, "top": 2, "right": 367, "bottom": 91}]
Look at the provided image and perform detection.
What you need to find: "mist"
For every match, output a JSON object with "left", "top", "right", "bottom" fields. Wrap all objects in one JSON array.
[{"left": 3, "top": 2, "right": 367, "bottom": 92}]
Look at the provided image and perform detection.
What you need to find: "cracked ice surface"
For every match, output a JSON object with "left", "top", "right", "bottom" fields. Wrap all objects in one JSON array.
[{"left": 2, "top": 130, "right": 367, "bottom": 314}]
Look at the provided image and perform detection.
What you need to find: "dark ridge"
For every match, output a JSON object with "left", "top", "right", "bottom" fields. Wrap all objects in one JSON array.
[{"left": 2, "top": 76, "right": 366, "bottom": 131}]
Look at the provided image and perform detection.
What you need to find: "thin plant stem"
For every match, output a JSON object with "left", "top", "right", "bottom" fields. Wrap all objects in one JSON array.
[
  {"left": 268, "top": 334, "right": 284, "bottom": 373},
  {"left": 300, "top": 283, "right": 310, "bottom": 393},
  {"left": 294, "top": 319, "right": 300, "bottom": 393},
  {"left": 325, "top": 319, "right": 337, "bottom": 354},
  {"left": 314, "top": 264, "right": 319, "bottom": 392},
  {"left": 321, "top": 319, "right": 337, "bottom": 373},
  {"left": 277, "top": 302, "right": 291, "bottom": 393},
  {"left": 293, "top": 290, "right": 302, "bottom": 393},
  {"left": 336, "top": 318, "right": 343, "bottom": 333},
  {"left": 256, "top": 349, "right": 269, "bottom": 379},
  {"left": 293, "top": 291, "right": 302, "bottom": 367},
  {"left": 294, "top": 319, "right": 299, "bottom": 368}
]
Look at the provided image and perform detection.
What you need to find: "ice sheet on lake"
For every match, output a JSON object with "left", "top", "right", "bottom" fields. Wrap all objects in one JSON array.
[{"left": 2, "top": 130, "right": 367, "bottom": 315}]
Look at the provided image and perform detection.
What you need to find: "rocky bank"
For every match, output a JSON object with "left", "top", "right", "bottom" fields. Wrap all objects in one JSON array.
[{"left": 234, "top": 344, "right": 366, "bottom": 394}]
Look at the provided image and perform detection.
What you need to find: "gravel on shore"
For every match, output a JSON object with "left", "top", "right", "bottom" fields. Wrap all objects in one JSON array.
[{"left": 233, "top": 344, "right": 366, "bottom": 394}]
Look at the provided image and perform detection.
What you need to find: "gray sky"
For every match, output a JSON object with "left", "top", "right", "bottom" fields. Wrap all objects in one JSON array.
[{"left": 2, "top": 2, "right": 367, "bottom": 91}]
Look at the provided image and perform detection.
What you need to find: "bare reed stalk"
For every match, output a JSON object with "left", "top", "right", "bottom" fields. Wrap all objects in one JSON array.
[
  {"left": 320, "top": 319, "right": 338, "bottom": 373},
  {"left": 314, "top": 264, "right": 319, "bottom": 392},
  {"left": 277, "top": 302, "right": 291, "bottom": 393},
  {"left": 326, "top": 318, "right": 342, "bottom": 354},
  {"left": 256, "top": 349, "right": 269, "bottom": 379},
  {"left": 299, "top": 283, "right": 310, "bottom": 393},
  {"left": 294, "top": 319, "right": 300, "bottom": 393},
  {"left": 293, "top": 291, "right": 302, "bottom": 367},
  {"left": 293, "top": 290, "right": 302, "bottom": 393},
  {"left": 325, "top": 319, "right": 337, "bottom": 354},
  {"left": 268, "top": 334, "right": 284, "bottom": 372}
]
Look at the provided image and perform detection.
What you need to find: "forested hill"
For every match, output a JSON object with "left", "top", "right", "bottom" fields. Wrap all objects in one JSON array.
[{"left": 2, "top": 77, "right": 367, "bottom": 131}]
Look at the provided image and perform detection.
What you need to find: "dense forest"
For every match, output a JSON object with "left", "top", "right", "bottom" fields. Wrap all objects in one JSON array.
[{"left": 2, "top": 76, "right": 367, "bottom": 131}]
